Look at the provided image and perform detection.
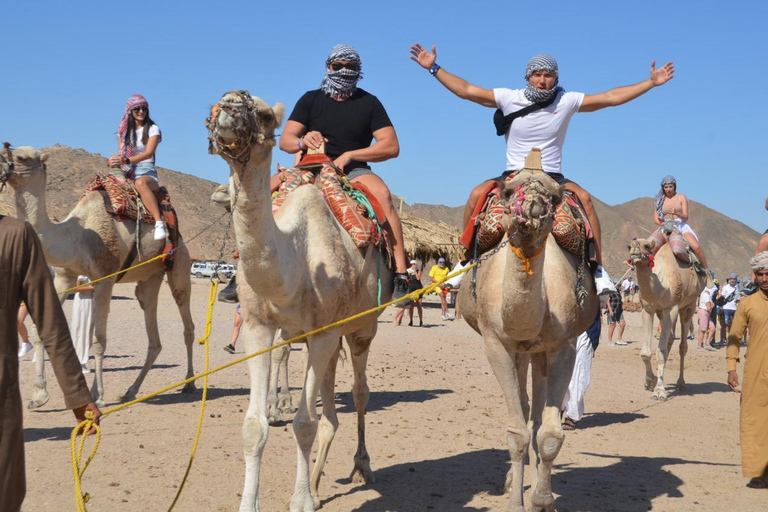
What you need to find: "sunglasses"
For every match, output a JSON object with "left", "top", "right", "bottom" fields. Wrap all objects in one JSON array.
[
  {"left": 131, "top": 106, "right": 148, "bottom": 113},
  {"left": 330, "top": 62, "right": 359, "bottom": 72}
]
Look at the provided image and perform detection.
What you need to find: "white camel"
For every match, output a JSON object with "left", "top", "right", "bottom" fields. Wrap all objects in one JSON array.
[
  {"left": 460, "top": 150, "right": 599, "bottom": 512},
  {"left": 2, "top": 146, "right": 196, "bottom": 408},
  {"left": 207, "top": 90, "right": 393, "bottom": 511}
]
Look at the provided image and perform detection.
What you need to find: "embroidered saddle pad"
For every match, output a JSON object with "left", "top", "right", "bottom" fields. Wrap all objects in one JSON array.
[
  {"left": 647, "top": 229, "right": 691, "bottom": 265},
  {"left": 82, "top": 173, "right": 181, "bottom": 269},
  {"left": 270, "top": 164, "right": 390, "bottom": 253},
  {"left": 459, "top": 173, "right": 594, "bottom": 260}
]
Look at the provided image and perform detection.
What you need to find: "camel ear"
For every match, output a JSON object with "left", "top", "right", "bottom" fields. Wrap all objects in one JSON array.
[
  {"left": 646, "top": 239, "right": 656, "bottom": 250},
  {"left": 41, "top": 153, "right": 49, "bottom": 163},
  {"left": 272, "top": 103, "right": 284, "bottom": 128}
]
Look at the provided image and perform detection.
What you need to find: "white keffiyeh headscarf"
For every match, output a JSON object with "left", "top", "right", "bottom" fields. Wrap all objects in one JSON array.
[
  {"left": 750, "top": 251, "right": 768, "bottom": 272},
  {"left": 320, "top": 44, "right": 363, "bottom": 100},
  {"left": 524, "top": 54, "right": 564, "bottom": 103}
]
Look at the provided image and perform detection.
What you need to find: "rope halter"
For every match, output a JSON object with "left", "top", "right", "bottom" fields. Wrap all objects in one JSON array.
[
  {"left": 0, "top": 142, "right": 14, "bottom": 193},
  {"left": 206, "top": 90, "right": 277, "bottom": 163}
]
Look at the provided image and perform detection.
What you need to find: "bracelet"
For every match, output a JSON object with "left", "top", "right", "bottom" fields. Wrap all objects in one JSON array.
[
  {"left": 429, "top": 63, "right": 440, "bottom": 76},
  {"left": 297, "top": 137, "right": 304, "bottom": 151}
]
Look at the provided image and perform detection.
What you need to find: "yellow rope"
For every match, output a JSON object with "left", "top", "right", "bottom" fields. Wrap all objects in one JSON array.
[
  {"left": 58, "top": 253, "right": 167, "bottom": 296},
  {"left": 69, "top": 262, "right": 477, "bottom": 509}
]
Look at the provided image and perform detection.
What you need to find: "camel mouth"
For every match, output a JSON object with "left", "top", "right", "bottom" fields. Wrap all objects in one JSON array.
[
  {"left": 207, "top": 90, "right": 263, "bottom": 162},
  {"left": 503, "top": 174, "right": 559, "bottom": 235}
]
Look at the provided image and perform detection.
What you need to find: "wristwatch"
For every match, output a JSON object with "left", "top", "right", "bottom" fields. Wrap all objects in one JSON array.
[
  {"left": 429, "top": 63, "right": 441, "bottom": 76},
  {"left": 124, "top": 157, "right": 130, "bottom": 165}
]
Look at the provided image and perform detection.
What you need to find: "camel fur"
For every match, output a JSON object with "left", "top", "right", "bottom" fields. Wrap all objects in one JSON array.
[
  {"left": 460, "top": 149, "right": 599, "bottom": 512},
  {"left": 207, "top": 90, "right": 393, "bottom": 512},
  {"left": 628, "top": 238, "right": 705, "bottom": 400},
  {"left": 2, "top": 146, "right": 196, "bottom": 408}
]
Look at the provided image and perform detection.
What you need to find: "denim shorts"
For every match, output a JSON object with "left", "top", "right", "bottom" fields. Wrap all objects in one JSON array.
[
  {"left": 723, "top": 309, "right": 736, "bottom": 326},
  {"left": 346, "top": 167, "right": 375, "bottom": 181},
  {"left": 132, "top": 161, "right": 159, "bottom": 182}
]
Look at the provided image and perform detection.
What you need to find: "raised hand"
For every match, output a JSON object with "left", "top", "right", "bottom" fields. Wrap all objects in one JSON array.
[
  {"left": 650, "top": 61, "right": 675, "bottom": 86},
  {"left": 410, "top": 43, "right": 437, "bottom": 70}
]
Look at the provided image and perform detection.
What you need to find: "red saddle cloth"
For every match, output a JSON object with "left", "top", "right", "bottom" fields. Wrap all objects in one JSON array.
[
  {"left": 270, "top": 157, "right": 389, "bottom": 252},
  {"left": 459, "top": 173, "right": 593, "bottom": 259},
  {"left": 82, "top": 174, "right": 180, "bottom": 270},
  {"left": 647, "top": 229, "right": 691, "bottom": 264}
]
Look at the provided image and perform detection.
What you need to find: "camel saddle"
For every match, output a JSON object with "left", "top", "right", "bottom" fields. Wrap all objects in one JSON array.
[
  {"left": 82, "top": 173, "right": 180, "bottom": 271},
  {"left": 459, "top": 173, "right": 594, "bottom": 263},
  {"left": 270, "top": 151, "right": 390, "bottom": 257},
  {"left": 646, "top": 228, "right": 702, "bottom": 269}
]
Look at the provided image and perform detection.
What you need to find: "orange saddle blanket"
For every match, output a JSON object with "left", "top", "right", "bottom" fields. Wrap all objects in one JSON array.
[
  {"left": 459, "top": 174, "right": 593, "bottom": 260},
  {"left": 270, "top": 160, "right": 389, "bottom": 253}
]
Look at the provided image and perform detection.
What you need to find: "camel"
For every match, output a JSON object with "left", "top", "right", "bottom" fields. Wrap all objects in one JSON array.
[
  {"left": 628, "top": 238, "right": 705, "bottom": 400},
  {"left": 210, "top": 183, "right": 297, "bottom": 424},
  {"left": 459, "top": 150, "right": 599, "bottom": 512},
  {"left": 207, "top": 90, "right": 393, "bottom": 512},
  {"left": 1, "top": 146, "right": 196, "bottom": 408}
]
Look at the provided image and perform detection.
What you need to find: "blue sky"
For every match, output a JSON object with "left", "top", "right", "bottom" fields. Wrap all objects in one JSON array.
[{"left": 2, "top": 1, "right": 766, "bottom": 232}]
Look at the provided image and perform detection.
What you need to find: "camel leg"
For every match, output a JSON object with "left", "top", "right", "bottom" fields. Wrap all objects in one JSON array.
[
  {"left": 121, "top": 273, "right": 164, "bottom": 402},
  {"left": 267, "top": 341, "right": 288, "bottom": 424},
  {"left": 290, "top": 332, "right": 340, "bottom": 512},
  {"left": 653, "top": 307, "right": 678, "bottom": 401},
  {"left": 239, "top": 320, "right": 277, "bottom": 512},
  {"left": 640, "top": 309, "right": 656, "bottom": 391},
  {"left": 531, "top": 342, "right": 576, "bottom": 512},
  {"left": 310, "top": 341, "right": 341, "bottom": 508},
  {"left": 527, "top": 352, "right": 547, "bottom": 495},
  {"left": 167, "top": 251, "right": 197, "bottom": 394},
  {"left": 90, "top": 280, "right": 114, "bottom": 408},
  {"left": 278, "top": 344, "right": 297, "bottom": 414},
  {"left": 676, "top": 307, "right": 692, "bottom": 390},
  {"left": 484, "top": 336, "right": 529, "bottom": 512},
  {"left": 348, "top": 335, "right": 376, "bottom": 485}
]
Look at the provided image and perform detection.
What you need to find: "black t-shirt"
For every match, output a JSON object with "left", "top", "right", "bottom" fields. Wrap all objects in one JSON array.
[{"left": 288, "top": 88, "right": 393, "bottom": 170}]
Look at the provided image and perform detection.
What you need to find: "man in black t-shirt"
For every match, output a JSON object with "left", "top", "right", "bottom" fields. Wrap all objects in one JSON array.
[{"left": 279, "top": 44, "right": 409, "bottom": 297}]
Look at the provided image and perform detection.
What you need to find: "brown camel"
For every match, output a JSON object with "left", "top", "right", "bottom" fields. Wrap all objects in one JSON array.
[{"left": 628, "top": 238, "right": 705, "bottom": 400}]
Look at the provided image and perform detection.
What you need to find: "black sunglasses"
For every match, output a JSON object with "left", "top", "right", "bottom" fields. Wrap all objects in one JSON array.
[
  {"left": 131, "top": 106, "right": 148, "bottom": 113},
  {"left": 330, "top": 62, "right": 359, "bottom": 72}
]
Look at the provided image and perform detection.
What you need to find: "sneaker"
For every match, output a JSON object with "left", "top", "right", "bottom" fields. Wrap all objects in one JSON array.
[
  {"left": 419, "top": 319, "right": 423, "bottom": 327},
  {"left": 445, "top": 313, "right": 454, "bottom": 320},
  {"left": 441, "top": 314, "right": 447, "bottom": 321},
  {"left": 218, "top": 275, "right": 239, "bottom": 303},
  {"left": 393, "top": 273, "right": 409, "bottom": 300},
  {"left": 81, "top": 364, "right": 91, "bottom": 374},
  {"left": 408, "top": 320, "right": 413, "bottom": 326},
  {"left": 153, "top": 221, "right": 167, "bottom": 241},
  {"left": 18, "top": 341, "right": 33, "bottom": 358},
  {"left": 615, "top": 340, "right": 628, "bottom": 346},
  {"left": 705, "top": 345, "right": 717, "bottom": 352},
  {"left": 594, "top": 265, "right": 614, "bottom": 295},
  {"left": 223, "top": 344, "right": 235, "bottom": 354},
  {"left": 608, "top": 342, "right": 616, "bottom": 347},
  {"left": 445, "top": 261, "right": 469, "bottom": 289}
]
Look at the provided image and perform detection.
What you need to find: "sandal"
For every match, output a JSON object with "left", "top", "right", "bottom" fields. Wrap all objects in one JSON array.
[{"left": 562, "top": 417, "right": 577, "bottom": 431}]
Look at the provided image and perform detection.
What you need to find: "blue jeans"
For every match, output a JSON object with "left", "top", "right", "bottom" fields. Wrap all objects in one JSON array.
[
  {"left": 723, "top": 309, "right": 736, "bottom": 326},
  {"left": 132, "top": 161, "right": 158, "bottom": 182}
]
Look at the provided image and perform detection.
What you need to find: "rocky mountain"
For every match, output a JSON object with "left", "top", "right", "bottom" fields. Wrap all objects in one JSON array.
[{"left": 2, "top": 145, "right": 760, "bottom": 279}]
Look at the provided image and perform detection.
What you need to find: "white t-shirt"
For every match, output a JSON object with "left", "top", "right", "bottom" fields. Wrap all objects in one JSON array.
[
  {"left": 623, "top": 280, "right": 632, "bottom": 292},
  {"left": 130, "top": 124, "right": 161, "bottom": 163},
  {"left": 493, "top": 89, "right": 584, "bottom": 173},
  {"left": 721, "top": 283, "right": 738, "bottom": 311},
  {"left": 697, "top": 289, "right": 712, "bottom": 310}
]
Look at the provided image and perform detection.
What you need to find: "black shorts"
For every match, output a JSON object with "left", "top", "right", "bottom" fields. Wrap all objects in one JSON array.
[{"left": 490, "top": 171, "right": 571, "bottom": 186}]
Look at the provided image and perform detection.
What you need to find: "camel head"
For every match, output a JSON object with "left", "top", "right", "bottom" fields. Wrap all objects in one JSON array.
[
  {"left": 206, "top": 90, "right": 284, "bottom": 165},
  {"left": 1, "top": 145, "right": 49, "bottom": 192},
  {"left": 502, "top": 170, "right": 563, "bottom": 253},
  {"left": 628, "top": 238, "right": 656, "bottom": 268},
  {"left": 211, "top": 183, "right": 231, "bottom": 212}
]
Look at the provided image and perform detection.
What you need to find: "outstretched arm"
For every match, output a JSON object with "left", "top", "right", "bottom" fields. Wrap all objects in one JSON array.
[
  {"left": 410, "top": 43, "right": 496, "bottom": 108},
  {"left": 580, "top": 61, "right": 675, "bottom": 113}
]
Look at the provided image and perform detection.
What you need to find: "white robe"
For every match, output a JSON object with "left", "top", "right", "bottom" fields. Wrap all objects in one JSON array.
[
  {"left": 70, "top": 289, "right": 94, "bottom": 365},
  {"left": 562, "top": 331, "right": 593, "bottom": 422}
]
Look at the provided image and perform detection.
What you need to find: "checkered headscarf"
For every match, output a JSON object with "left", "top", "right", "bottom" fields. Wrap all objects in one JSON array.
[
  {"left": 117, "top": 94, "right": 148, "bottom": 175},
  {"left": 320, "top": 44, "right": 363, "bottom": 99},
  {"left": 524, "top": 54, "right": 564, "bottom": 103},
  {"left": 655, "top": 175, "right": 677, "bottom": 221}
]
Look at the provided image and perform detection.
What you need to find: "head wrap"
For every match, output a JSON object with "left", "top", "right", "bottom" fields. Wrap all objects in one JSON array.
[
  {"left": 655, "top": 175, "right": 677, "bottom": 221},
  {"left": 320, "top": 44, "right": 363, "bottom": 100},
  {"left": 523, "top": 54, "right": 564, "bottom": 103},
  {"left": 117, "top": 94, "right": 149, "bottom": 176},
  {"left": 77, "top": 275, "right": 90, "bottom": 283},
  {"left": 750, "top": 251, "right": 768, "bottom": 272}
]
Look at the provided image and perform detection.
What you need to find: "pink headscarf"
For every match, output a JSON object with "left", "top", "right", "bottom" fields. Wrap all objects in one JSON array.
[{"left": 117, "top": 94, "right": 148, "bottom": 176}]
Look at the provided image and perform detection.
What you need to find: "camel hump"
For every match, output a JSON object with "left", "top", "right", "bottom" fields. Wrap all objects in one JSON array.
[{"left": 522, "top": 148, "right": 543, "bottom": 172}]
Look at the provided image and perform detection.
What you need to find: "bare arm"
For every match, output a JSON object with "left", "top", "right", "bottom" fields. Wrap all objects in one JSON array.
[
  {"left": 580, "top": 61, "right": 675, "bottom": 113},
  {"left": 334, "top": 126, "right": 399, "bottom": 170},
  {"left": 108, "top": 135, "right": 159, "bottom": 166},
  {"left": 652, "top": 205, "right": 662, "bottom": 226},
  {"left": 410, "top": 43, "right": 496, "bottom": 108}
]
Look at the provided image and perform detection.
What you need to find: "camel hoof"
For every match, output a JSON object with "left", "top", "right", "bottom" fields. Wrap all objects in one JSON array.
[
  {"left": 280, "top": 405, "right": 298, "bottom": 415},
  {"left": 120, "top": 390, "right": 137, "bottom": 403},
  {"left": 676, "top": 381, "right": 687, "bottom": 391},
  {"left": 181, "top": 382, "right": 196, "bottom": 394},
  {"left": 28, "top": 392, "right": 50, "bottom": 410},
  {"left": 350, "top": 464, "right": 376, "bottom": 485},
  {"left": 651, "top": 391, "right": 668, "bottom": 401},
  {"left": 530, "top": 490, "right": 556, "bottom": 512}
]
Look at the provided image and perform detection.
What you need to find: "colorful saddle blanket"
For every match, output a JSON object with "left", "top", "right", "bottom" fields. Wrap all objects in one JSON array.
[
  {"left": 459, "top": 173, "right": 593, "bottom": 260},
  {"left": 270, "top": 163, "right": 390, "bottom": 254},
  {"left": 647, "top": 229, "right": 692, "bottom": 265},
  {"left": 82, "top": 173, "right": 180, "bottom": 269}
]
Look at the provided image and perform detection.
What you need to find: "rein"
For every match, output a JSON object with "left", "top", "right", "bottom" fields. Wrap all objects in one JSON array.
[
  {"left": 503, "top": 179, "right": 557, "bottom": 275},
  {"left": 206, "top": 90, "right": 275, "bottom": 163}
]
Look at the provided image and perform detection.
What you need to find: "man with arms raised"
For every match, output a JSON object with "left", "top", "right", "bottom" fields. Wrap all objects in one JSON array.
[
  {"left": 409, "top": 43, "right": 675, "bottom": 292},
  {"left": 727, "top": 252, "right": 768, "bottom": 489},
  {"left": 280, "top": 44, "right": 410, "bottom": 297}
]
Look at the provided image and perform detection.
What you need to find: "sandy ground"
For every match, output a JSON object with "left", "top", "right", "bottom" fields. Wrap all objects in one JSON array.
[{"left": 18, "top": 280, "right": 764, "bottom": 511}]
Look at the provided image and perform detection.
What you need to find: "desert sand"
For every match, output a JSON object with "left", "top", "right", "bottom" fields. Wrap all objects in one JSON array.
[{"left": 18, "top": 280, "right": 761, "bottom": 511}]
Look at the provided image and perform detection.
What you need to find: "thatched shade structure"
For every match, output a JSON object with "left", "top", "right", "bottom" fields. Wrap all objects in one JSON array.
[{"left": 399, "top": 212, "right": 463, "bottom": 263}]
